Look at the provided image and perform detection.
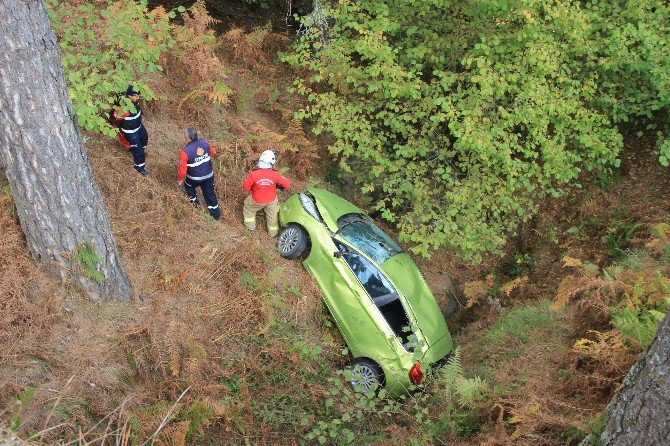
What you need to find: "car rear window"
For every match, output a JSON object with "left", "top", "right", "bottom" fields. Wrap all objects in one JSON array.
[{"left": 337, "top": 214, "right": 402, "bottom": 264}]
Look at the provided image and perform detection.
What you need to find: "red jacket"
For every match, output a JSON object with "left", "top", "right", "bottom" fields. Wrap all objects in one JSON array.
[{"left": 242, "top": 168, "right": 291, "bottom": 204}]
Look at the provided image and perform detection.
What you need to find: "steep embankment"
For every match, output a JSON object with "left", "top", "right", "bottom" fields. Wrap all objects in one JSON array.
[{"left": 1, "top": 7, "right": 669, "bottom": 445}]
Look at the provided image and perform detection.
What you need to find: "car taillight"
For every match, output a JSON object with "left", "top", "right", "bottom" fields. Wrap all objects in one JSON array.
[{"left": 409, "top": 361, "right": 424, "bottom": 385}]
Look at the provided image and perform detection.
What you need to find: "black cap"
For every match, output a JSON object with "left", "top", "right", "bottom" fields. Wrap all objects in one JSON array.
[{"left": 126, "top": 85, "right": 140, "bottom": 96}]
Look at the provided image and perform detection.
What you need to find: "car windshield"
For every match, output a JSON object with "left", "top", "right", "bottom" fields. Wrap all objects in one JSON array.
[{"left": 337, "top": 214, "right": 402, "bottom": 264}]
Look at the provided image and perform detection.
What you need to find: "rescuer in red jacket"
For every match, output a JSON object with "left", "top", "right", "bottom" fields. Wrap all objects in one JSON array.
[
  {"left": 110, "top": 85, "right": 149, "bottom": 176},
  {"left": 242, "top": 150, "right": 291, "bottom": 237}
]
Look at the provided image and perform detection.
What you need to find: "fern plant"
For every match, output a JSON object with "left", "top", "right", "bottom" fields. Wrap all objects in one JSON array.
[
  {"left": 440, "top": 347, "right": 488, "bottom": 407},
  {"left": 611, "top": 308, "right": 666, "bottom": 348},
  {"left": 74, "top": 242, "right": 105, "bottom": 283}
]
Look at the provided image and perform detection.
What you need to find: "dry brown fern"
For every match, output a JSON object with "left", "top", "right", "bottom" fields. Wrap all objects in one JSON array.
[
  {"left": 283, "top": 119, "right": 320, "bottom": 179},
  {"left": 159, "top": 1, "right": 229, "bottom": 120},
  {"left": 155, "top": 420, "right": 189, "bottom": 446},
  {"left": 573, "top": 329, "right": 629, "bottom": 372},
  {"left": 499, "top": 276, "right": 528, "bottom": 297},
  {"left": 222, "top": 23, "right": 275, "bottom": 71},
  {"left": 463, "top": 274, "right": 495, "bottom": 308}
]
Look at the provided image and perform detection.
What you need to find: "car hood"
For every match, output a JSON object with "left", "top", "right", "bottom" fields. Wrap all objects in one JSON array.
[
  {"left": 307, "top": 187, "right": 365, "bottom": 233},
  {"left": 380, "top": 253, "right": 450, "bottom": 347}
]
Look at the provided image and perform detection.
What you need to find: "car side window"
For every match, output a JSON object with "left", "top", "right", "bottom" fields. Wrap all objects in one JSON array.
[{"left": 335, "top": 241, "right": 397, "bottom": 304}]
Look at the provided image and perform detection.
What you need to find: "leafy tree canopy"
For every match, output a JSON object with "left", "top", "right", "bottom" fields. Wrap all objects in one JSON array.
[
  {"left": 45, "top": 0, "right": 181, "bottom": 136},
  {"left": 284, "top": 0, "right": 670, "bottom": 262}
]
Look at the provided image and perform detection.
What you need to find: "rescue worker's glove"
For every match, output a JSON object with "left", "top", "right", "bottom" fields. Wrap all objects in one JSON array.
[{"left": 276, "top": 184, "right": 286, "bottom": 191}]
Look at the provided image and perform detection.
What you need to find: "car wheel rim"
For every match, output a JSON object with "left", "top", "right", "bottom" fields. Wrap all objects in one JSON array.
[
  {"left": 279, "top": 227, "right": 300, "bottom": 254},
  {"left": 351, "top": 364, "right": 377, "bottom": 391}
]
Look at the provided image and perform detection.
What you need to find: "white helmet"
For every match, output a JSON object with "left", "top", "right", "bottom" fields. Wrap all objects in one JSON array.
[{"left": 258, "top": 150, "right": 276, "bottom": 168}]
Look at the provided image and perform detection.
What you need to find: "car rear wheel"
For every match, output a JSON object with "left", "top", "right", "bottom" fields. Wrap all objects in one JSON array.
[
  {"left": 278, "top": 224, "right": 308, "bottom": 259},
  {"left": 348, "top": 359, "right": 384, "bottom": 394}
]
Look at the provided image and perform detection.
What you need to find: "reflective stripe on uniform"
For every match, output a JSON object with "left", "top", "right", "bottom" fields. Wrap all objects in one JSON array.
[
  {"left": 123, "top": 111, "right": 141, "bottom": 120},
  {"left": 186, "top": 156, "right": 211, "bottom": 168},
  {"left": 208, "top": 204, "right": 219, "bottom": 210},
  {"left": 135, "top": 163, "right": 145, "bottom": 167},
  {"left": 244, "top": 217, "right": 256, "bottom": 222},
  {"left": 121, "top": 126, "right": 141, "bottom": 134},
  {"left": 186, "top": 171, "right": 214, "bottom": 181},
  {"left": 267, "top": 225, "right": 278, "bottom": 231}
]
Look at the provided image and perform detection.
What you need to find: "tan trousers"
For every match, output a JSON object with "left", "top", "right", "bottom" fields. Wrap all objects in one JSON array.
[{"left": 243, "top": 196, "right": 280, "bottom": 236}]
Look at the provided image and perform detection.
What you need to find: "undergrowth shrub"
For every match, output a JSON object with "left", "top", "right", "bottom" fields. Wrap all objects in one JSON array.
[
  {"left": 45, "top": 0, "right": 175, "bottom": 136},
  {"left": 435, "top": 348, "right": 489, "bottom": 439},
  {"left": 285, "top": 0, "right": 670, "bottom": 262},
  {"left": 223, "top": 22, "right": 288, "bottom": 72},
  {"left": 294, "top": 347, "right": 491, "bottom": 445},
  {"left": 167, "top": 1, "right": 233, "bottom": 121},
  {"left": 555, "top": 225, "right": 670, "bottom": 364},
  {"left": 483, "top": 302, "right": 560, "bottom": 350}
]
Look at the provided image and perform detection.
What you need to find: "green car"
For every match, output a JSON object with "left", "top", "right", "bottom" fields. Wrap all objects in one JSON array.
[{"left": 277, "top": 188, "right": 454, "bottom": 396}]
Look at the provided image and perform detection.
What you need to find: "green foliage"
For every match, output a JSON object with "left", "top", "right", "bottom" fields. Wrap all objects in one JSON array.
[
  {"left": 611, "top": 307, "right": 666, "bottom": 348},
  {"left": 484, "top": 301, "right": 557, "bottom": 347},
  {"left": 587, "top": 413, "right": 606, "bottom": 446},
  {"left": 74, "top": 242, "right": 105, "bottom": 283},
  {"left": 236, "top": 87, "right": 256, "bottom": 114},
  {"left": 603, "top": 222, "right": 641, "bottom": 259},
  {"left": 1, "top": 185, "right": 15, "bottom": 214},
  {"left": 504, "top": 253, "right": 536, "bottom": 278},
  {"left": 175, "top": 401, "right": 215, "bottom": 437},
  {"left": 45, "top": 0, "right": 175, "bottom": 136},
  {"left": 439, "top": 348, "right": 488, "bottom": 408},
  {"left": 242, "top": 0, "right": 275, "bottom": 9},
  {"left": 240, "top": 270, "right": 261, "bottom": 290},
  {"left": 470, "top": 301, "right": 569, "bottom": 380},
  {"left": 284, "top": 0, "right": 670, "bottom": 261},
  {"left": 661, "top": 244, "right": 670, "bottom": 265},
  {"left": 10, "top": 387, "right": 36, "bottom": 431}
]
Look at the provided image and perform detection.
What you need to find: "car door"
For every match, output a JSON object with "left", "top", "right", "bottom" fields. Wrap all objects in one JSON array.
[
  {"left": 332, "top": 240, "right": 414, "bottom": 357},
  {"left": 303, "top": 238, "right": 379, "bottom": 352}
]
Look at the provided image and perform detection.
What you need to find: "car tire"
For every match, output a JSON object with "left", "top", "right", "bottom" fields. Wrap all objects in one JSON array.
[
  {"left": 278, "top": 224, "right": 308, "bottom": 259},
  {"left": 348, "top": 359, "right": 384, "bottom": 394}
]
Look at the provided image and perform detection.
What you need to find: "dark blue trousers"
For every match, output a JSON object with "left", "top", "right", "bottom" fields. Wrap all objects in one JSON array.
[
  {"left": 125, "top": 125, "right": 148, "bottom": 173},
  {"left": 184, "top": 176, "right": 220, "bottom": 220}
]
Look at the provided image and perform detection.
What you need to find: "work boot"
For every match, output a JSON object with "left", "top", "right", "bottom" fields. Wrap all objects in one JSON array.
[{"left": 139, "top": 169, "right": 150, "bottom": 177}]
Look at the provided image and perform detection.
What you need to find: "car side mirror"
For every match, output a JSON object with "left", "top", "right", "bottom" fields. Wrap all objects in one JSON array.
[{"left": 333, "top": 251, "right": 342, "bottom": 258}]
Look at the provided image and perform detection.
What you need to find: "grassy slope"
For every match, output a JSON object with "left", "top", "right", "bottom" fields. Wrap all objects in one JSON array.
[{"left": 1, "top": 17, "right": 669, "bottom": 446}]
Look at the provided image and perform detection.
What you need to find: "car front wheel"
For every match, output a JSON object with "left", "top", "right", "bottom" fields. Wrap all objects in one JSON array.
[
  {"left": 278, "top": 224, "right": 308, "bottom": 259},
  {"left": 348, "top": 359, "right": 384, "bottom": 394}
]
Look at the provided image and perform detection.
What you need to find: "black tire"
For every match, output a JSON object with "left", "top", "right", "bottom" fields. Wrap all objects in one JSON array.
[
  {"left": 348, "top": 359, "right": 384, "bottom": 394},
  {"left": 277, "top": 224, "right": 308, "bottom": 259}
]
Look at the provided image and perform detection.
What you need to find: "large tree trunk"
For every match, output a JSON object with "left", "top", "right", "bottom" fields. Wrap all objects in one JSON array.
[
  {"left": 581, "top": 311, "right": 670, "bottom": 446},
  {"left": 0, "top": 0, "right": 132, "bottom": 301}
]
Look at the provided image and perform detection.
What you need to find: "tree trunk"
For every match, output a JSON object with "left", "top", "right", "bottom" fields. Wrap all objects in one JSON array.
[
  {"left": 581, "top": 310, "right": 670, "bottom": 446},
  {"left": 0, "top": 0, "right": 132, "bottom": 301}
]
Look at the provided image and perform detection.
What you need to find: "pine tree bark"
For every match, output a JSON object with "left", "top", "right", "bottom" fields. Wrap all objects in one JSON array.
[
  {"left": 581, "top": 310, "right": 670, "bottom": 446},
  {"left": 0, "top": 0, "right": 132, "bottom": 301}
]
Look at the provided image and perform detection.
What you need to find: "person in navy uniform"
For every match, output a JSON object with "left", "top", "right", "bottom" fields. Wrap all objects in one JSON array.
[
  {"left": 177, "top": 126, "right": 220, "bottom": 220},
  {"left": 114, "top": 85, "right": 149, "bottom": 176}
]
